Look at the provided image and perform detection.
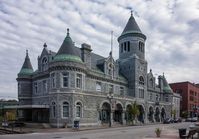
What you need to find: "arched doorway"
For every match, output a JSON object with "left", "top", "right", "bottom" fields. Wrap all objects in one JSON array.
[
  {"left": 161, "top": 108, "right": 166, "bottom": 122},
  {"left": 148, "top": 106, "right": 154, "bottom": 122},
  {"left": 155, "top": 107, "right": 160, "bottom": 122},
  {"left": 126, "top": 105, "right": 132, "bottom": 124},
  {"left": 138, "top": 105, "right": 145, "bottom": 123},
  {"left": 114, "top": 103, "right": 123, "bottom": 124},
  {"left": 101, "top": 102, "right": 111, "bottom": 123}
]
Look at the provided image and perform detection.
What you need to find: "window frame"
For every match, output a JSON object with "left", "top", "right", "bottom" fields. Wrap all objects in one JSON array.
[
  {"left": 76, "top": 73, "right": 82, "bottom": 89},
  {"left": 62, "top": 72, "right": 69, "bottom": 88},
  {"left": 62, "top": 101, "right": 69, "bottom": 118}
]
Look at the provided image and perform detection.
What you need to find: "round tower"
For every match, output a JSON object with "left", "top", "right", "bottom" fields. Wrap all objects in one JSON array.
[{"left": 48, "top": 29, "right": 86, "bottom": 127}]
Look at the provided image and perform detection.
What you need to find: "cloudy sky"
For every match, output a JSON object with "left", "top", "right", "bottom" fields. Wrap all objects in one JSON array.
[{"left": 0, "top": 0, "right": 198, "bottom": 99}]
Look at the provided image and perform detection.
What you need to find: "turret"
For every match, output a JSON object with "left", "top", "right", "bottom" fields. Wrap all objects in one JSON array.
[
  {"left": 17, "top": 50, "right": 33, "bottom": 105},
  {"left": 118, "top": 12, "right": 146, "bottom": 60}
]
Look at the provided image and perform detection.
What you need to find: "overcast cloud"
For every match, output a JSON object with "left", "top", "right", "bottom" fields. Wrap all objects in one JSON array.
[{"left": 0, "top": 0, "right": 198, "bottom": 99}]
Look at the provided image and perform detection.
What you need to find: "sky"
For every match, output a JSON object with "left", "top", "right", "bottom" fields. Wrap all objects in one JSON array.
[{"left": 0, "top": 0, "right": 198, "bottom": 99}]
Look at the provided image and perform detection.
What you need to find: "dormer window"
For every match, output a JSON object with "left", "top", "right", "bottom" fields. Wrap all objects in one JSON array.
[
  {"left": 42, "top": 57, "right": 48, "bottom": 71},
  {"left": 139, "top": 42, "right": 144, "bottom": 52},
  {"left": 139, "top": 76, "right": 144, "bottom": 85},
  {"left": 149, "top": 78, "right": 153, "bottom": 88}
]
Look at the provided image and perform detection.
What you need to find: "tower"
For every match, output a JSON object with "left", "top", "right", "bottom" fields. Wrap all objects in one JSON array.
[
  {"left": 118, "top": 12, "right": 147, "bottom": 98},
  {"left": 17, "top": 50, "right": 33, "bottom": 120}
]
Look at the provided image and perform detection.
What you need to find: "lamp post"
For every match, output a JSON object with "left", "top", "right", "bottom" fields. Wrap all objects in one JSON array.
[{"left": 107, "top": 92, "right": 113, "bottom": 127}]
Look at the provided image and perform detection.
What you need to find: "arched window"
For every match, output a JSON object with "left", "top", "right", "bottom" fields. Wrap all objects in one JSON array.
[
  {"left": 52, "top": 102, "right": 56, "bottom": 118},
  {"left": 139, "top": 76, "right": 144, "bottom": 85},
  {"left": 76, "top": 102, "right": 82, "bottom": 118},
  {"left": 149, "top": 78, "right": 153, "bottom": 87},
  {"left": 42, "top": 57, "right": 48, "bottom": 71},
  {"left": 63, "top": 101, "right": 69, "bottom": 118}
]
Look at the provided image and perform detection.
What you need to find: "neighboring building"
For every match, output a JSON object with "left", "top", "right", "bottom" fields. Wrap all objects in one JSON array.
[
  {"left": 170, "top": 82, "right": 199, "bottom": 117},
  {"left": 172, "top": 93, "right": 181, "bottom": 118},
  {"left": 16, "top": 13, "right": 175, "bottom": 127}
]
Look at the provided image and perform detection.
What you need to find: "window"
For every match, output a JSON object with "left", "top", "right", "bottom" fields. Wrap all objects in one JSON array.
[
  {"left": 76, "top": 74, "right": 82, "bottom": 88},
  {"left": 51, "top": 73, "right": 56, "bottom": 88},
  {"left": 109, "top": 84, "right": 113, "bottom": 93},
  {"left": 139, "top": 76, "right": 144, "bottom": 85},
  {"left": 139, "top": 88, "right": 144, "bottom": 98},
  {"left": 124, "top": 42, "right": 126, "bottom": 52},
  {"left": 34, "top": 82, "right": 38, "bottom": 94},
  {"left": 43, "top": 80, "right": 47, "bottom": 93},
  {"left": 62, "top": 72, "right": 69, "bottom": 87},
  {"left": 52, "top": 102, "right": 56, "bottom": 118},
  {"left": 63, "top": 102, "right": 69, "bottom": 118},
  {"left": 139, "top": 42, "right": 144, "bottom": 52},
  {"left": 156, "top": 94, "right": 159, "bottom": 101},
  {"left": 150, "top": 93, "right": 152, "bottom": 100},
  {"left": 96, "top": 82, "right": 102, "bottom": 92},
  {"left": 120, "top": 87, "right": 124, "bottom": 96},
  {"left": 18, "top": 83, "right": 21, "bottom": 95},
  {"left": 76, "top": 102, "right": 82, "bottom": 118},
  {"left": 42, "top": 57, "right": 48, "bottom": 71},
  {"left": 127, "top": 41, "right": 130, "bottom": 51},
  {"left": 165, "top": 95, "right": 169, "bottom": 102},
  {"left": 149, "top": 78, "right": 153, "bottom": 88}
]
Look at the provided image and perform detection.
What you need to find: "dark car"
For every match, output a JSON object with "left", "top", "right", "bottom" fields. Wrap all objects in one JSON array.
[
  {"left": 163, "top": 118, "right": 172, "bottom": 124},
  {"left": 174, "top": 118, "right": 182, "bottom": 123}
]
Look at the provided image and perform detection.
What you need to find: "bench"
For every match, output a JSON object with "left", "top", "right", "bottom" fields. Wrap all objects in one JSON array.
[{"left": 181, "top": 129, "right": 196, "bottom": 139}]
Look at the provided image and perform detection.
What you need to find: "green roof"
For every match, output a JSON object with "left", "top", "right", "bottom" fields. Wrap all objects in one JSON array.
[
  {"left": 53, "top": 54, "right": 83, "bottom": 63},
  {"left": 18, "top": 68, "right": 33, "bottom": 75}
]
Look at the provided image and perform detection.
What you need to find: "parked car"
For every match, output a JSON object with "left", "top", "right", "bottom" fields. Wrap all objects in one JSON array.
[
  {"left": 174, "top": 118, "right": 182, "bottom": 123},
  {"left": 163, "top": 118, "right": 172, "bottom": 124},
  {"left": 185, "top": 117, "right": 198, "bottom": 122}
]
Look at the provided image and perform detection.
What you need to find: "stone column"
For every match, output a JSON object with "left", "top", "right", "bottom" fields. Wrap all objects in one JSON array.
[
  {"left": 144, "top": 111, "right": 148, "bottom": 124},
  {"left": 122, "top": 111, "right": 126, "bottom": 125},
  {"left": 110, "top": 111, "right": 114, "bottom": 127}
]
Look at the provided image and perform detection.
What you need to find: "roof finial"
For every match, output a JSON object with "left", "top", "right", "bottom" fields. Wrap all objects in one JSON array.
[
  {"left": 150, "top": 69, "right": 152, "bottom": 73},
  {"left": 67, "top": 28, "right": 70, "bottom": 36},
  {"left": 43, "top": 43, "right": 47, "bottom": 48},
  {"left": 131, "top": 10, "right": 133, "bottom": 16},
  {"left": 163, "top": 72, "right": 165, "bottom": 77},
  {"left": 26, "top": 49, "right": 28, "bottom": 56},
  {"left": 110, "top": 31, "right": 113, "bottom": 57}
]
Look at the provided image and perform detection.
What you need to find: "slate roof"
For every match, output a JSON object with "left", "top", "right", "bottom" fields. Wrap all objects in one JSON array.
[
  {"left": 162, "top": 75, "right": 173, "bottom": 93},
  {"left": 121, "top": 14, "right": 142, "bottom": 35},
  {"left": 53, "top": 29, "right": 82, "bottom": 63},
  {"left": 18, "top": 50, "right": 34, "bottom": 75}
]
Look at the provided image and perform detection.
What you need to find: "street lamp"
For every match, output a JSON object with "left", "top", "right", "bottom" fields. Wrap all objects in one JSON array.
[{"left": 107, "top": 92, "right": 113, "bottom": 127}]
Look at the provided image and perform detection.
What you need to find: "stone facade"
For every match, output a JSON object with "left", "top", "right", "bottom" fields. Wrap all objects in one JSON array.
[{"left": 17, "top": 14, "right": 176, "bottom": 127}]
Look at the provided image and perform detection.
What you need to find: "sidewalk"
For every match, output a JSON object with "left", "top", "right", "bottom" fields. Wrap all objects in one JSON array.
[{"left": 144, "top": 128, "right": 179, "bottom": 139}]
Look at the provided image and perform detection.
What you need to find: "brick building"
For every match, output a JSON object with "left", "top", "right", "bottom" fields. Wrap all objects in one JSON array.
[{"left": 170, "top": 82, "right": 199, "bottom": 117}]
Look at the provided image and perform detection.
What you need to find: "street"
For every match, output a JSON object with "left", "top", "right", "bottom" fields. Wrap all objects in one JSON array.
[{"left": 0, "top": 122, "right": 191, "bottom": 139}]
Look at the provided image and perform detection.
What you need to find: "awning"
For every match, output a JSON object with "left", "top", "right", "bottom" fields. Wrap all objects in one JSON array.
[{"left": 4, "top": 105, "right": 49, "bottom": 109}]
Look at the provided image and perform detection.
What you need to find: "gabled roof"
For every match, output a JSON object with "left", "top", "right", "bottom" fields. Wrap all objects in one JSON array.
[
  {"left": 18, "top": 50, "right": 34, "bottom": 75},
  {"left": 121, "top": 14, "right": 142, "bottom": 35}
]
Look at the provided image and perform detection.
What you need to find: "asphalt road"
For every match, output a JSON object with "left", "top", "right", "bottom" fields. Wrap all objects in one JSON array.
[{"left": 0, "top": 122, "right": 192, "bottom": 139}]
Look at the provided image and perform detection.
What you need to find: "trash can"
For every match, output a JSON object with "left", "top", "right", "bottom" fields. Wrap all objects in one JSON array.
[
  {"left": 74, "top": 120, "right": 79, "bottom": 129},
  {"left": 179, "top": 128, "right": 186, "bottom": 138}
]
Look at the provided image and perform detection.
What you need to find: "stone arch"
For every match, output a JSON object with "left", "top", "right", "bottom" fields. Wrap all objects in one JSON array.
[
  {"left": 100, "top": 102, "right": 111, "bottom": 124},
  {"left": 126, "top": 104, "right": 132, "bottom": 123},
  {"left": 137, "top": 104, "right": 145, "bottom": 123},
  {"left": 155, "top": 107, "right": 160, "bottom": 122},
  {"left": 161, "top": 107, "right": 166, "bottom": 122},
  {"left": 100, "top": 100, "right": 110, "bottom": 109},
  {"left": 114, "top": 103, "right": 123, "bottom": 124},
  {"left": 148, "top": 106, "right": 154, "bottom": 122},
  {"left": 115, "top": 101, "right": 124, "bottom": 109}
]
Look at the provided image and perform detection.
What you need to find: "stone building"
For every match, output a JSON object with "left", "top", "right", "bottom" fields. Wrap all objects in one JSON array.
[{"left": 17, "top": 13, "right": 175, "bottom": 127}]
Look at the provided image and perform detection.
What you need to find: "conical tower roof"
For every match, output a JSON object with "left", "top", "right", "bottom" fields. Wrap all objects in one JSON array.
[
  {"left": 18, "top": 50, "right": 34, "bottom": 75},
  {"left": 121, "top": 13, "right": 142, "bottom": 35},
  {"left": 162, "top": 75, "right": 173, "bottom": 93},
  {"left": 118, "top": 12, "right": 146, "bottom": 41},
  {"left": 53, "top": 28, "right": 82, "bottom": 63}
]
